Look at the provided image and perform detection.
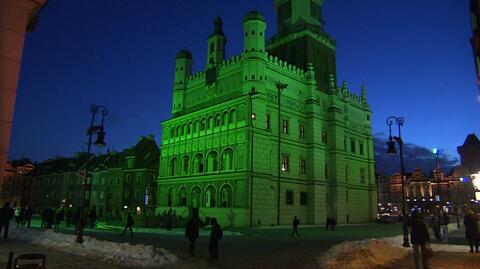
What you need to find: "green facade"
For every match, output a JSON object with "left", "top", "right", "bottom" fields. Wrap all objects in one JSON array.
[{"left": 157, "top": 1, "right": 377, "bottom": 227}]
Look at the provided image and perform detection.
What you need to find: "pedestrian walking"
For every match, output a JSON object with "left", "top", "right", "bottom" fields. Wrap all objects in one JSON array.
[
  {"left": 291, "top": 216, "right": 300, "bottom": 238},
  {"left": 0, "top": 201, "right": 14, "bottom": 239},
  {"left": 331, "top": 217, "right": 337, "bottom": 231},
  {"left": 41, "top": 208, "right": 48, "bottom": 228},
  {"left": 464, "top": 210, "right": 479, "bottom": 253},
  {"left": 24, "top": 206, "right": 32, "bottom": 228},
  {"left": 441, "top": 211, "right": 449, "bottom": 243},
  {"left": 121, "top": 212, "right": 134, "bottom": 237},
  {"left": 14, "top": 207, "right": 21, "bottom": 226},
  {"left": 209, "top": 218, "right": 223, "bottom": 261},
  {"left": 409, "top": 210, "right": 430, "bottom": 269},
  {"left": 430, "top": 215, "right": 442, "bottom": 242},
  {"left": 65, "top": 206, "right": 73, "bottom": 227},
  {"left": 89, "top": 206, "right": 97, "bottom": 228},
  {"left": 19, "top": 207, "right": 25, "bottom": 226},
  {"left": 185, "top": 215, "right": 200, "bottom": 256},
  {"left": 325, "top": 217, "right": 331, "bottom": 231}
]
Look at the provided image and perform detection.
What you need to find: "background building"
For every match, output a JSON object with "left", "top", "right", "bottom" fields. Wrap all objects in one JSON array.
[
  {"left": 0, "top": 160, "right": 34, "bottom": 206},
  {"left": 157, "top": 1, "right": 377, "bottom": 227},
  {"left": 26, "top": 136, "right": 159, "bottom": 220}
]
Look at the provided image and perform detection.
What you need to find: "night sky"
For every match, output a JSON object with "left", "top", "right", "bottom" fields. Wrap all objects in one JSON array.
[{"left": 9, "top": 0, "right": 479, "bottom": 163}]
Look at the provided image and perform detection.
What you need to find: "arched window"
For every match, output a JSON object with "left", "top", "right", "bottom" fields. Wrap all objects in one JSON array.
[
  {"left": 193, "top": 153, "right": 204, "bottom": 173},
  {"left": 214, "top": 113, "right": 221, "bottom": 127},
  {"left": 222, "top": 111, "right": 228, "bottom": 125},
  {"left": 182, "top": 124, "right": 186, "bottom": 136},
  {"left": 170, "top": 127, "right": 174, "bottom": 138},
  {"left": 205, "top": 185, "right": 216, "bottom": 208},
  {"left": 229, "top": 109, "right": 236, "bottom": 124},
  {"left": 200, "top": 118, "right": 206, "bottom": 130},
  {"left": 220, "top": 184, "right": 233, "bottom": 208},
  {"left": 221, "top": 148, "right": 234, "bottom": 171},
  {"left": 207, "top": 151, "right": 218, "bottom": 172},
  {"left": 178, "top": 187, "right": 187, "bottom": 206},
  {"left": 191, "top": 186, "right": 201, "bottom": 208},
  {"left": 169, "top": 157, "right": 178, "bottom": 176},
  {"left": 187, "top": 122, "right": 192, "bottom": 134},
  {"left": 194, "top": 119, "right": 199, "bottom": 132},
  {"left": 208, "top": 115, "right": 213, "bottom": 129},
  {"left": 176, "top": 126, "right": 181, "bottom": 137},
  {"left": 167, "top": 187, "right": 175, "bottom": 206},
  {"left": 237, "top": 105, "right": 246, "bottom": 121},
  {"left": 182, "top": 156, "right": 190, "bottom": 175}
]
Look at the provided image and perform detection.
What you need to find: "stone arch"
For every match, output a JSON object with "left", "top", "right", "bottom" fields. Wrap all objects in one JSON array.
[
  {"left": 229, "top": 108, "right": 236, "bottom": 124},
  {"left": 176, "top": 126, "right": 181, "bottom": 137},
  {"left": 177, "top": 186, "right": 188, "bottom": 206},
  {"left": 194, "top": 119, "right": 199, "bottom": 132},
  {"left": 169, "top": 127, "right": 174, "bottom": 138},
  {"left": 219, "top": 183, "right": 233, "bottom": 208},
  {"left": 190, "top": 185, "right": 202, "bottom": 208},
  {"left": 221, "top": 147, "right": 234, "bottom": 171},
  {"left": 187, "top": 122, "right": 192, "bottom": 134},
  {"left": 205, "top": 184, "right": 216, "bottom": 208},
  {"left": 169, "top": 157, "right": 178, "bottom": 176},
  {"left": 167, "top": 187, "right": 175, "bottom": 206},
  {"left": 182, "top": 123, "right": 186, "bottom": 136},
  {"left": 200, "top": 117, "right": 206, "bottom": 130},
  {"left": 222, "top": 111, "right": 229, "bottom": 125},
  {"left": 237, "top": 105, "right": 246, "bottom": 121},
  {"left": 214, "top": 113, "right": 221, "bottom": 127},
  {"left": 193, "top": 153, "right": 204, "bottom": 173},
  {"left": 206, "top": 150, "right": 219, "bottom": 172},
  {"left": 182, "top": 155, "right": 190, "bottom": 175},
  {"left": 207, "top": 115, "right": 214, "bottom": 129}
]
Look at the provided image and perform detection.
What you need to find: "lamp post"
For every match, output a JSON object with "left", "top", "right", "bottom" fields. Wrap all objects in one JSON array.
[
  {"left": 76, "top": 104, "right": 108, "bottom": 244},
  {"left": 276, "top": 82, "right": 287, "bottom": 225},
  {"left": 386, "top": 116, "right": 410, "bottom": 247},
  {"left": 433, "top": 148, "right": 441, "bottom": 214},
  {"left": 249, "top": 90, "right": 259, "bottom": 227}
]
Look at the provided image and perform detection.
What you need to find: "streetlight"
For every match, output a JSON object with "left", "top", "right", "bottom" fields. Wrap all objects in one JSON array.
[
  {"left": 386, "top": 116, "right": 410, "bottom": 247},
  {"left": 276, "top": 82, "right": 287, "bottom": 225},
  {"left": 76, "top": 104, "right": 108, "bottom": 244},
  {"left": 249, "top": 90, "right": 259, "bottom": 227},
  {"left": 432, "top": 148, "right": 441, "bottom": 214}
]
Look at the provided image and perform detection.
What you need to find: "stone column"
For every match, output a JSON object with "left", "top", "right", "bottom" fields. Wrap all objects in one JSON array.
[{"left": 0, "top": 0, "right": 46, "bottom": 186}]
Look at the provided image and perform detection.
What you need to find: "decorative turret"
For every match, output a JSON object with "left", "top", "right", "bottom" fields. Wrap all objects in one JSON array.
[
  {"left": 361, "top": 85, "right": 367, "bottom": 104},
  {"left": 206, "top": 17, "right": 227, "bottom": 67},
  {"left": 243, "top": 10, "right": 266, "bottom": 54},
  {"left": 172, "top": 49, "right": 193, "bottom": 115},
  {"left": 275, "top": 0, "right": 324, "bottom": 36}
]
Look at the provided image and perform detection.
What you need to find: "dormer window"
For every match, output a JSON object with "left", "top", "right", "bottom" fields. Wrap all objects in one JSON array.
[{"left": 127, "top": 158, "right": 134, "bottom": 169}]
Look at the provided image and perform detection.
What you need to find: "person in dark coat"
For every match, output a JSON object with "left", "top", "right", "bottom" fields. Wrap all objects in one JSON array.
[
  {"left": 409, "top": 211, "right": 430, "bottom": 269},
  {"left": 24, "top": 206, "right": 32, "bottom": 228},
  {"left": 326, "top": 217, "right": 331, "bottom": 231},
  {"left": 121, "top": 212, "right": 134, "bottom": 237},
  {"left": 41, "top": 208, "right": 48, "bottom": 228},
  {"left": 291, "top": 216, "right": 300, "bottom": 238},
  {"left": 331, "top": 218, "right": 337, "bottom": 231},
  {"left": 464, "top": 210, "right": 479, "bottom": 253},
  {"left": 0, "top": 201, "right": 14, "bottom": 239},
  {"left": 209, "top": 218, "right": 223, "bottom": 260},
  {"left": 46, "top": 208, "right": 54, "bottom": 229},
  {"left": 89, "top": 207, "right": 97, "bottom": 228},
  {"left": 441, "top": 211, "right": 450, "bottom": 243},
  {"left": 430, "top": 215, "right": 442, "bottom": 242},
  {"left": 65, "top": 206, "right": 73, "bottom": 227},
  {"left": 185, "top": 215, "right": 200, "bottom": 256}
]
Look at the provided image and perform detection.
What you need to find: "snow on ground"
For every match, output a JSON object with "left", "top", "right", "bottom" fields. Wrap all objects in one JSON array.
[
  {"left": 317, "top": 223, "right": 462, "bottom": 269},
  {"left": 317, "top": 235, "right": 408, "bottom": 269},
  {"left": 9, "top": 226, "right": 178, "bottom": 268}
]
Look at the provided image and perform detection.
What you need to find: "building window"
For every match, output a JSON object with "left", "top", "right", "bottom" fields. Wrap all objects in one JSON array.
[
  {"left": 300, "top": 159, "right": 306, "bottom": 174},
  {"left": 322, "top": 130, "right": 327, "bottom": 143},
  {"left": 266, "top": 113, "right": 271, "bottom": 129},
  {"left": 126, "top": 174, "right": 131, "bottom": 183},
  {"left": 281, "top": 155, "right": 289, "bottom": 172},
  {"left": 299, "top": 124, "right": 305, "bottom": 139},
  {"left": 300, "top": 192, "right": 307, "bottom": 205},
  {"left": 282, "top": 119, "right": 289, "bottom": 134},
  {"left": 360, "top": 168, "right": 366, "bottom": 183},
  {"left": 286, "top": 190, "right": 294, "bottom": 205},
  {"left": 127, "top": 158, "right": 134, "bottom": 168},
  {"left": 350, "top": 140, "right": 356, "bottom": 153},
  {"left": 200, "top": 119, "right": 206, "bottom": 130},
  {"left": 136, "top": 174, "right": 141, "bottom": 183},
  {"left": 125, "top": 189, "right": 130, "bottom": 199},
  {"left": 359, "top": 143, "right": 364, "bottom": 155}
]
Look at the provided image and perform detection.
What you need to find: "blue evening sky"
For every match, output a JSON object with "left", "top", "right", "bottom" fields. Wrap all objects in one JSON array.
[{"left": 9, "top": 0, "right": 479, "bottom": 162}]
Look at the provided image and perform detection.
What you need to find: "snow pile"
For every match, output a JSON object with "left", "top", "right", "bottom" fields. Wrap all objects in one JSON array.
[
  {"left": 9, "top": 227, "right": 177, "bottom": 268},
  {"left": 317, "top": 235, "right": 408, "bottom": 269}
]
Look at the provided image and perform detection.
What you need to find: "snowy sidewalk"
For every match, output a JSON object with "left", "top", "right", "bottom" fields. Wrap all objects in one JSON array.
[{"left": 383, "top": 251, "right": 480, "bottom": 269}]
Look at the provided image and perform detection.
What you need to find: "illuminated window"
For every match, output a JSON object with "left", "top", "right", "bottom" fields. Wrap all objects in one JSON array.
[
  {"left": 282, "top": 155, "right": 289, "bottom": 172},
  {"left": 299, "top": 124, "right": 305, "bottom": 139},
  {"left": 282, "top": 119, "right": 289, "bottom": 134}
]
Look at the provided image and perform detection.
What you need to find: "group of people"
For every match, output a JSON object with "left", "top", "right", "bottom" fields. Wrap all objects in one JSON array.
[
  {"left": 185, "top": 214, "right": 223, "bottom": 261},
  {"left": 325, "top": 217, "right": 337, "bottom": 231},
  {"left": 408, "top": 209, "right": 480, "bottom": 269},
  {"left": 14, "top": 205, "right": 33, "bottom": 227}
]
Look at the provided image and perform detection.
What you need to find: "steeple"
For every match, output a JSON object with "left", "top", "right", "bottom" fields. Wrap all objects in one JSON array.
[
  {"left": 206, "top": 16, "right": 227, "bottom": 67},
  {"left": 275, "top": 0, "right": 324, "bottom": 36}
]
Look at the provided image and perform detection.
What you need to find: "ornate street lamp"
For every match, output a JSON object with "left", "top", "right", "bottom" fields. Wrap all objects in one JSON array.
[
  {"left": 276, "top": 82, "right": 287, "bottom": 225},
  {"left": 76, "top": 104, "right": 108, "bottom": 244},
  {"left": 386, "top": 116, "right": 410, "bottom": 247}
]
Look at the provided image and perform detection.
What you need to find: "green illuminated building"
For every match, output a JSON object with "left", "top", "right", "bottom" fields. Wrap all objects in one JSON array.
[{"left": 157, "top": 0, "right": 377, "bottom": 226}]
